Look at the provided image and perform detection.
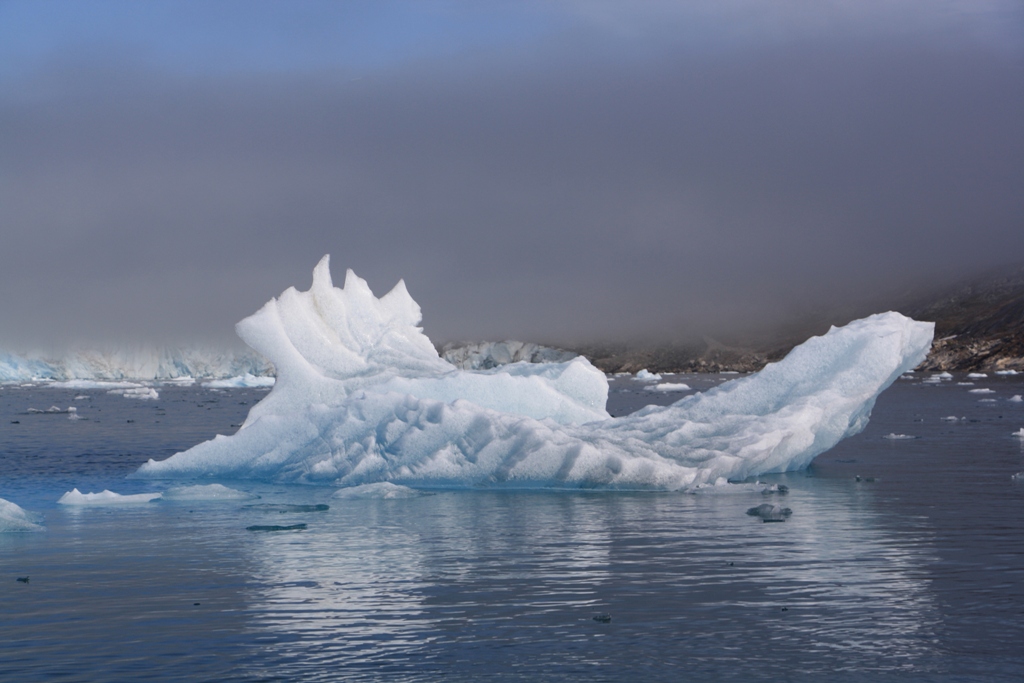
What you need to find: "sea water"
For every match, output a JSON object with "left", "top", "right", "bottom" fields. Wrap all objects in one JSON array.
[{"left": 1, "top": 374, "right": 1023, "bottom": 681}]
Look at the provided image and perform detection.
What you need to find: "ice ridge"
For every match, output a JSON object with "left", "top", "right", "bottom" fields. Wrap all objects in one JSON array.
[{"left": 136, "top": 255, "right": 934, "bottom": 490}]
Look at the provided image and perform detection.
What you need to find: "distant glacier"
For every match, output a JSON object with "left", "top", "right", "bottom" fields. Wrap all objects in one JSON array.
[{"left": 0, "top": 346, "right": 275, "bottom": 382}]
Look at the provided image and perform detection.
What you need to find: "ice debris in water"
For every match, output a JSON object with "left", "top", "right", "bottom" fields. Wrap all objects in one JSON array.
[
  {"left": 161, "top": 484, "right": 256, "bottom": 501},
  {"left": 634, "top": 369, "right": 662, "bottom": 381},
  {"left": 969, "top": 388, "right": 995, "bottom": 395},
  {"left": 923, "top": 372, "right": 954, "bottom": 384},
  {"left": 883, "top": 433, "right": 917, "bottom": 440},
  {"left": 57, "top": 489, "right": 162, "bottom": 505},
  {"left": 967, "top": 373, "right": 988, "bottom": 379},
  {"left": 1009, "top": 395, "right": 1023, "bottom": 403},
  {"left": 645, "top": 382, "right": 691, "bottom": 392},
  {"left": 1013, "top": 428, "right": 1024, "bottom": 438},
  {"left": 941, "top": 416, "right": 965, "bottom": 422},
  {"left": 0, "top": 497, "right": 44, "bottom": 532},
  {"left": 202, "top": 374, "right": 276, "bottom": 388},
  {"left": 995, "top": 370, "right": 1019, "bottom": 376},
  {"left": 135, "top": 255, "right": 934, "bottom": 491},
  {"left": 746, "top": 503, "right": 792, "bottom": 521},
  {"left": 332, "top": 482, "right": 424, "bottom": 499},
  {"left": 109, "top": 387, "right": 159, "bottom": 400}
]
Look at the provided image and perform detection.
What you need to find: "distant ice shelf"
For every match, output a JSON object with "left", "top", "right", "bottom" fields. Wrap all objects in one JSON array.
[{"left": 136, "top": 255, "right": 934, "bottom": 490}]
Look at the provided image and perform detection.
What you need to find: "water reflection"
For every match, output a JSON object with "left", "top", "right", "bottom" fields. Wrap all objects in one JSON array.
[{"left": 239, "top": 482, "right": 942, "bottom": 680}]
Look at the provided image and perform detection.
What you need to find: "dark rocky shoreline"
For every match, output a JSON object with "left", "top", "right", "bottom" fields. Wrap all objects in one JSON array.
[{"left": 567, "top": 266, "right": 1024, "bottom": 374}]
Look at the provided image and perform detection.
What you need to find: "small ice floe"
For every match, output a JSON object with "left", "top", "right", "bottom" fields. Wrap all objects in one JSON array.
[
  {"left": 883, "top": 433, "right": 917, "bottom": 440},
  {"left": 1013, "top": 428, "right": 1024, "bottom": 438},
  {"left": 333, "top": 482, "right": 424, "bottom": 499},
  {"left": 1013, "top": 472, "right": 1024, "bottom": 482},
  {"left": 746, "top": 503, "right": 792, "bottom": 522},
  {"left": 202, "top": 374, "right": 275, "bottom": 389},
  {"left": 969, "top": 388, "right": 995, "bottom": 394},
  {"left": 995, "top": 370, "right": 1019, "bottom": 376},
  {"left": 967, "top": 373, "right": 988, "bottom": 379},
  {"left": 940, "top": 416, "right": 965, "bottom": 422},
  {"left": 109, "top": 387, "right": 159, "bottom": 400},
  {"left": 633, "top": 369, "right": 662, "bottom": 381},
  {"left": 57, "top": 488, "right": 162, "bottom": 505},
  {"left": 73, "top": 395, "right": 89, "bottom": 400},
  {"left": 957, "top": 382, "right": 975, "bottom": 386},
  {"left": 27, "top": 405, "right": 73, "bottom": 414},
  {"left": 67, "top": 406, "right": 82, "bottom": 420},
  {"left": 162, "top": 376, "right": 196, "bottom": 386},
  {"left": 0, "top": 497, "right": 44, "bottom": 532},
  {"left": 1009, "top": 395, "right": 1023, "bottom": 403},
  {"left": 924, "top": 372, "right": 954, "bottom": 384},
  {"left": 161, "top": 484, "right": 256, "bottom": 501},
  {"left": 979, "top": 399, "right": 997, "bottom": 403},
  {"left": 644, "top": 382, "right": 692, "bottom": 392}
]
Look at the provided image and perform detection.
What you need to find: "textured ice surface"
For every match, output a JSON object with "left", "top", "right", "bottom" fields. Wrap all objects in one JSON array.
[
  {"left": 109, "top": 387, "right": 159, "bottom": 400},
  {"left": 57, "top": 489, "right": 162, "bottom": 505},
  {"left": 0, "top": 497, "right": 44, "bottom": 532},
  {"left": 137, "top": 256, "right": 934, "bottom": 490},
  {"left": 161, "top": 484, "right": 256, "bottom": 501}
]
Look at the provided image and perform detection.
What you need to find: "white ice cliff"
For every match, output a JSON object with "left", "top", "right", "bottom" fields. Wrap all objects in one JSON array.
[{"left": 136, "top": 255, "right": 934, "bottom": 490}]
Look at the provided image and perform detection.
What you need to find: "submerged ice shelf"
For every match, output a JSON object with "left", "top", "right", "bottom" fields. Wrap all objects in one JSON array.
[{"left": 136, "top": 256, "right": 934, "bottom": 490}]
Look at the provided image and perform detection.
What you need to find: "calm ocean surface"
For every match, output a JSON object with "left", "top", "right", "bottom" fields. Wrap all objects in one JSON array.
[{"left": 2, "top": 373, "right": 1022, "bottom": 681}]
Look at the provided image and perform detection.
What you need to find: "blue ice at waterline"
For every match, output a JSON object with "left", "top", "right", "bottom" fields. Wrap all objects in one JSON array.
[{"left": 136, "top": 256, "right": 934, "bottom": 490}]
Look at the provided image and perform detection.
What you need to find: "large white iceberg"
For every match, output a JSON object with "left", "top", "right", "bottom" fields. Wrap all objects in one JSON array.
[{"left": 136, "top": 256, "right": 934, "bottom": 490}]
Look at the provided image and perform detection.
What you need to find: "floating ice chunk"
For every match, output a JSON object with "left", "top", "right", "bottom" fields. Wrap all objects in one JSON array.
[
  {"left": 1008, "top": 395, "right": 1023, "bottom": 403},
  {"left": 74, "top": 395, "right": 89, "bottom": 400},
  {"left": 924, "top": 372, "right": 954, "bottom": 384},
  {"left": 161, "top": 484, "right": 256, "bottom": 501},
  {"left": 645, "top": 382, "right": 692, "bottom": 392},
  {"left": 1013, "top": 428, "right": 1024, "bottom": 438},
  {"left": 202, "top": 374, "right": 276, "bottom": 388},
  {"left": 136, "top": 257, "right": 934, "bottom": 490},
  {"left": 996, "top": 370, "right": 1019, "bottom": 376},
  {"left": 967, "top": 373, "right": 988, "bottom": 379},
  {"left": 67, "top": 406, "right": 82, "bottom": 420},
  {"left": 969, "top": 388, "right": 995, "bottom": 394},
  {"left": 0, "top": 497, "right": 44, "bottom": 532},
  {"left": 940, "top": 416, "right": 965, "bottom": 422},
  {"left": 957, "top": 382, "right": 975, "bottom": 386},
  {"left": 57, "top": 488, "right": 162, "bottom": 505},
  {"left": 333, "top": 482, "right": 424, "bottom": 499},
  {"left": 746, "top": 503, "right": 792, "bottom": 521},
  {"left": 634, "top": 369, "right": 662, "bottom": 381},
  {"left": 883, "top": 433, "right": 917, "bottom": 440},
  {"left": 110, "top": 387, "right": 160, "bottom": 400}
]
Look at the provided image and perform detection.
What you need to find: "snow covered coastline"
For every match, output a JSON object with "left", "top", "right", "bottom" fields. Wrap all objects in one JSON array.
[{"left": 137, "top": 255, "right": 934, "bottom": 490}]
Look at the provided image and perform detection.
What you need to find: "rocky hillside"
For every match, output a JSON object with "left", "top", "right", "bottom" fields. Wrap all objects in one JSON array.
[{"left": 568, "top": 266, "right": 1024, "bottom": 374}]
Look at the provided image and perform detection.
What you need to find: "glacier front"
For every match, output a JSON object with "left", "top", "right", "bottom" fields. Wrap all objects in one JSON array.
[{"left": 136, "top": 256, "right": 934, "bottom": 490}]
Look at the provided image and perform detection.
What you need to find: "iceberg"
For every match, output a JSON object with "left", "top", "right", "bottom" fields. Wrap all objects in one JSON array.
[
  {"left": 0, "top": 497, "right": 44, "bottom": 532},
  {"left": 136, "top": 256, "right": 934, "bottom": 490}
]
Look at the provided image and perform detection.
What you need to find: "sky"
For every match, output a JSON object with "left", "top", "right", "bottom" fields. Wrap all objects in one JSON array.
[{"left": 1, "top": 0, "right": 1022, "bottom": 349}]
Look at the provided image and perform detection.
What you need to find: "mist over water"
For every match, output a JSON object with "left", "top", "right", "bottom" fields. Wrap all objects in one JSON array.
[{"left": 1, "top": 1, "right": 1022, "bottom": 348}]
